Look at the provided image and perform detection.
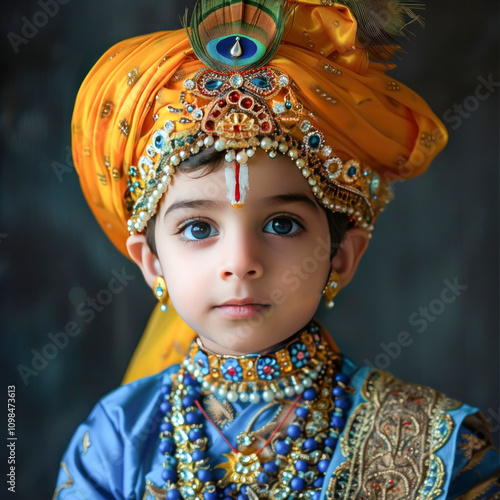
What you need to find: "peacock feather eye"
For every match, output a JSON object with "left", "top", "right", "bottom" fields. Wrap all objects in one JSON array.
[{"left": 206, "top": 35, "right": 266, "bottom": 68}]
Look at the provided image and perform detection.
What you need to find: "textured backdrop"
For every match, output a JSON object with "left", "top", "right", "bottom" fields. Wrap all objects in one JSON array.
[{"left": 1, "top": 0, "right": 499, "bottom": 497}]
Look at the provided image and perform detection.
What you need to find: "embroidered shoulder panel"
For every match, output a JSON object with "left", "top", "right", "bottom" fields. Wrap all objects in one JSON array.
[{"left": 328, "top": 370, "right": 461, "bottom": 500}]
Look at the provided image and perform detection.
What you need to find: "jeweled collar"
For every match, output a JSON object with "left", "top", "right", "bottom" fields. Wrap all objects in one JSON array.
[{"left": 182, "top": 321, "right": 332, "bottom": 403}]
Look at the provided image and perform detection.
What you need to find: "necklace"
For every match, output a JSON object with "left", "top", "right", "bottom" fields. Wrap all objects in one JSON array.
[
  {"left": 155, "top": 322, "right": 352, "bottom": 499},
  {"left": 182, "top": 323, "right": 327, "bottom": 404}
]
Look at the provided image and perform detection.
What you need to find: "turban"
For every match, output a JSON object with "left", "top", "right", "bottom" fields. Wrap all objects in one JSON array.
[{"left": 72, "top": 0, "right": 447, "bottom": 259}]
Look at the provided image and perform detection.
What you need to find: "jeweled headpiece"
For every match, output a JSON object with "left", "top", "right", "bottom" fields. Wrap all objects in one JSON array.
[{"left": 72, "top": 0, "right": 447, "bottom": 257}]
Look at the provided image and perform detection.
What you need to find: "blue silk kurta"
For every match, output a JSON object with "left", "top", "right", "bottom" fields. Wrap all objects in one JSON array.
[{"left": 54, "top": 358, "right": 500, "bottom": 499}]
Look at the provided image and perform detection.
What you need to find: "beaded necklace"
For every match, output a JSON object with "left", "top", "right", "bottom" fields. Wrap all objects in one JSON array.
[{"left": 156, "top": 322, "right": 351, "bottom": 499}]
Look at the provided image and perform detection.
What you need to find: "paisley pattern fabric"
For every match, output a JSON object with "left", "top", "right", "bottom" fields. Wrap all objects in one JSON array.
[{"left": 54, "top": 357, "right": 500, "bottom": 499}]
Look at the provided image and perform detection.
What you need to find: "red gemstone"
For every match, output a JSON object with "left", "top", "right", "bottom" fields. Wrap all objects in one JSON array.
[
  {"left": 234, "top": 125, "right": 241, "bottom": 132},
  {"left": 297, "top": 352, "right": 305, "bottom": 360},
  {"left": 212, "top": 110, "right": 221, "bottom": 118},
  {"left": 218, "top": 99, "right": 227, "bottom": 107},
  {"left": 261, "top": 122, "right": 271, "bottom": 132},
  {"left": 240, "top": 97, "right": 253, "bottom": 109},
  {"left": 228, "top": 91, "right": 240, "bottom": 103},
  {"left": 227, "top": 367, "right": 236, "bottom": 376},
  {"left": 263, "top": 365, "right": 272, "bottom": 375},
  {"left": 205, "top": 120, "right": 215, "bottom": 131},
  {"left": 253, "top": 104, "right": 263, "bottom": 112}
]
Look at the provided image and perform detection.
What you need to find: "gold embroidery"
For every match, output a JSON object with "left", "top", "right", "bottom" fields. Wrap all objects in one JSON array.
[
  {"left": 82, "top": 431, "right": 91, "bottom": 455},
  {"left": 119, "top": 118, "right": 130, "bottom": 137},
  {"left": 100, "top": 100, "right": 114, "bottom": 119},
  {"left": 460, "top": 433, "right": 488, "bottom": 460},
  {"left": 144, "top": 479, "right": 167, "bottom": 500},
  {"left": 420, "top": 132, "right": 437, "bottom": 149},
  {"left": 204, "top": 395, "right": 235, "bottom": 427},
  {"left": 455, "top": 474, "right": 500, "bottom": 500},
  {"left": 97, "top": 173, "right": 107, "bottom": 185},
  {"left": 52, "top": 462, "right": 74, "bottom": 500},
  {"left": 127, "top": 67, "right": 140, "bottom": 86},
  {"left": 328, "top": 370, "right": 460, "bottom": 499}
]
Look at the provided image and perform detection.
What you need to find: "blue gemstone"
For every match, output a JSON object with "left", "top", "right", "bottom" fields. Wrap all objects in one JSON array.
[
  {"left": 251, "top": 76, "right": 270, "bottom": 89},
  {"left": 285, "top": 101, "right": 293, "bottom": 110},
  {"left": 161, "top": 467, "right": 177, "bottom": 482},
  {"left": 187, "top": 105, "right": 194, "bottom": 113},
  {"left": 287, "top": 424, "right": 301, "bottom": 440},
  {"left": 303, "top": 388, "right": 317, "bottom": 401},
  {"left": 185, "top": 411, "right": 202, "bottom": 425},
  {"left": 311, "top": 492, "right": 321, "bottom": 500},
  {"left": 332, "top": 386, "right": 345, "bottom": 397},
  {"left": 224, "top": 486, "right": 234, "bottom": 495},
  {"left": 295, "top": 407, "right": 309, "bottom": 418},
  {"left": 189, "top": 429, "right": 203, "bottom": 441},
  {"left": 290, "top": 477, "right": 306, "bottom": 491},
  {"left": 313, "top": 478, "right": 324, "bottom": 488},
  {"left": 183, "top": 375, "right": 196, "bottom": 386},
  {"left": 192, "top": 449, "right": 206, "bottom": 462},
  {"left": 128, "top": 167, "right": 138, "bottom": 176},
  {"left": 160, "top": 401, "right": 172, "bottom": 414},
  {"left": 263, "top": 461, "right": 278, "bottom": 474},
  {"left": 257, "top": 472, "right": 270, "bottom": 484},
  {"left": 206, "top": 79, "right": 224, "bottom": 91},
  {"left": 183, "top": 395, "right": 195, "bottom": 408},
  {"left": 331, "top": 416, "right": 345, "bottom": 428},
  {"left": 295, "top": 459, "right": 308, "bottom": 472},
  {"left": 336, "top": 397, "right": 350, "bottom": 410},
  {"left": 167, "top": 490, "right": 181, "bottom": 500},
  {"left": 197, "top": 468, "right": 213, "bottom": 481},
  {"left": 203, "top": 492, "right": 218, "bottom": 500},
  {"left": 325, "top": 436, "right": 337, "bottom": 448},
  {"left": 275, "top": 440, "right": 290, "bottom": 455},
  {"left": 160, "top": 422, "right": 174, "bottom": 433},
  {"left": 303, "top": 438, "right": 318, "bottom": 451},
  {"left": 347, "top": 166, "right": 357, "bottom": 177},
  {"left": 309, "top": 134, "right": 321, "bottom": 149},
  {"left": 335, "top": 373, "right": 348, "bottom": 384},
  {"left": 318, "top": 459, "right": 329, "bottom": 473},
  {"left": 159, "top": 438, "right": 175, "bottom": 454}
]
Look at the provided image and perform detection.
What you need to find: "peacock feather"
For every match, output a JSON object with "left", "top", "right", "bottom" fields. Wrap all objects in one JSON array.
[
  {"left": 184, "top": 0, "right": 293, "bottom": 73},
  {"left": 335, "top": 0, "right": 425, "bottom": 58}
]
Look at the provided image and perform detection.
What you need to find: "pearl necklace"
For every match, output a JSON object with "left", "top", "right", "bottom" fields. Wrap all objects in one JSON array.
[
  {"left": 154, "top": 323, "right": 352, "bottom": 499},
  {"left": 182, "top": 323, "right": 327, "bottom": 404}
]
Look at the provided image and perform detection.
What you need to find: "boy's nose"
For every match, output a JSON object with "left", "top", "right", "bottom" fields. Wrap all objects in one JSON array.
[{"left": 219, "top": 233, "right": 264, "bottom": 281}]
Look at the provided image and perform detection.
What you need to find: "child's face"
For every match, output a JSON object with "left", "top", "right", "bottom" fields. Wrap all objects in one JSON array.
[{"left": 154, "top": 150, "right": 331, "bottom": 355}]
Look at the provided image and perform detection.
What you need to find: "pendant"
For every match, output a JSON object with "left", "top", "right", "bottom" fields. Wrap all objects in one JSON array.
[{"left": 216, "top": 452, "right": 261, "bottom": 487}]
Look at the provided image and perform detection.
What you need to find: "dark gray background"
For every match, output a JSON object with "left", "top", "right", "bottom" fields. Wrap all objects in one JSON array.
[{"left": 1, "top": 0, "right": 499, "bottom": 497}]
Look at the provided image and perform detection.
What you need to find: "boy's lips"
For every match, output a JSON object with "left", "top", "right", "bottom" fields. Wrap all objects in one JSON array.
[{"left": 214, "top": 298, "right": 270, "bottom": 319}]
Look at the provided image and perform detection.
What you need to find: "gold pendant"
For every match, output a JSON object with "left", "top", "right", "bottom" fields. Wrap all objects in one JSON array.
[{"left": 216, "top": 452, "right": 261, "bottom": 487}]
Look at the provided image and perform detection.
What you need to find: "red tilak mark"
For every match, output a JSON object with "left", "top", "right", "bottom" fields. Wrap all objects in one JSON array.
[{"left": 234, "top": 161, "right": 241, "bottom": 203}]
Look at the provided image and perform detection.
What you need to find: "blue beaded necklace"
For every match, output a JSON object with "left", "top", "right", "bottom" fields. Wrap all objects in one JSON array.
[{"left": 155, "top": 323, "right": 351, "bottom": 499}]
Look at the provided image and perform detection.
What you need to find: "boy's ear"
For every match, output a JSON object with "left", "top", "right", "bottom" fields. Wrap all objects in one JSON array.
[
  {"left": 126, "top": 234, "right": 163, "bottom": 290},
  {"left": 331, "top": 228, "right": 370, "bottom": 289}
]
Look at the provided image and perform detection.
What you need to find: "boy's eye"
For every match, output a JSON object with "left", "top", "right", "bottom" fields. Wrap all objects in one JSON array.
[
  {"left": 264, "top": 217, "right": 301, "bottom": 236},
  {"left": 183, "top": 221, "right": 217, "bottom": 240}
]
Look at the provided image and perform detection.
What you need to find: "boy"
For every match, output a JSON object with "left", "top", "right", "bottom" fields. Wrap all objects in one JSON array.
[{"left": 55, "top": 1, "right": 500, "bottom": 498}]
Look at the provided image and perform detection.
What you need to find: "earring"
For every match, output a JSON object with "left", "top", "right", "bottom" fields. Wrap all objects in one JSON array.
[
  {"left": 323, "top": 270, "right": 340, "bottom": 309},
  {"left": 154, "top": 276, "right": 169, "bottom": 312}
]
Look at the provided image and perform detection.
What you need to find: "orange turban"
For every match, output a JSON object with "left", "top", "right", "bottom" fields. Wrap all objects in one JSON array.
[{"left": 72, "top": 0, "right": 447, "bottom": 259}]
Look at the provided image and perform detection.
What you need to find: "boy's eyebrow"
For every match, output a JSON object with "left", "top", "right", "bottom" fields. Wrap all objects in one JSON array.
[
  {"left": 163, "top": 199, "right": 217, "bottom": 219},
  {"left": 264, "top": 193, "right": 320, "bottom": 211}
]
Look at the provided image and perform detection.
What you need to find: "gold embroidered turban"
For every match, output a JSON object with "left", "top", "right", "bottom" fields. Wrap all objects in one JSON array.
[{"left": 72, "top": 0, "right": 447, "bottom": 258}]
